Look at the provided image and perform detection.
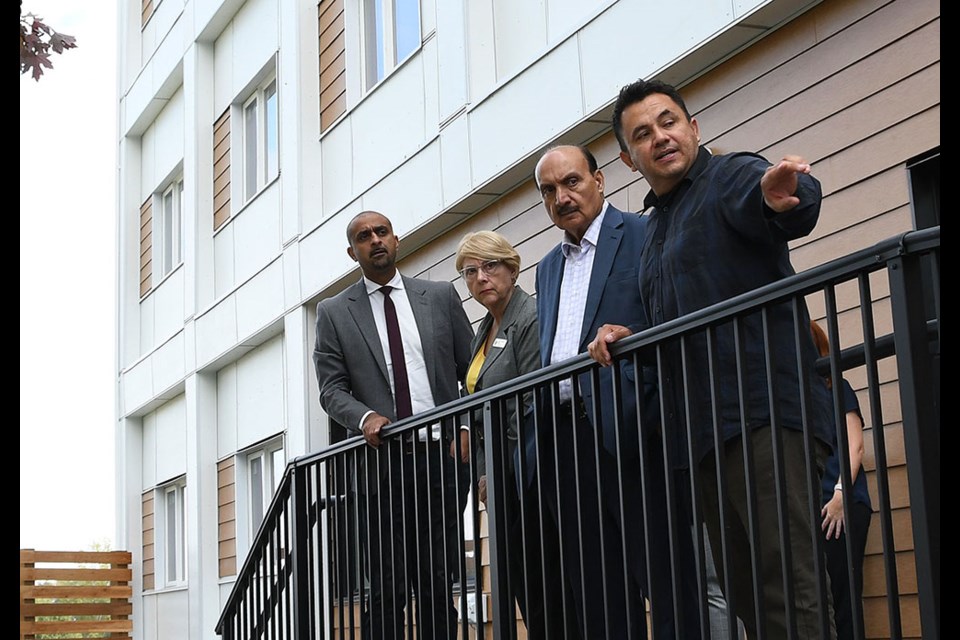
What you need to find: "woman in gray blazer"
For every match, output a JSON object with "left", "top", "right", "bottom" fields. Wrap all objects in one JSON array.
[{"left": 455, "top": 231, "right": 563, "bottom": 640}]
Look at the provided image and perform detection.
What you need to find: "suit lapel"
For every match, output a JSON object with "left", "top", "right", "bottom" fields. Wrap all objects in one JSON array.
[
  {"left": 346, "top": 280, "right": 390, "bottom": 383},
  {"left": 476, "top": 288, "right": 520, "bottom": 381},
  {"left": 580, "top": 207, "right": 624, "bottom": 348},
  {"left": 538, "top": 250, "right": 563, "bottom": 365}
]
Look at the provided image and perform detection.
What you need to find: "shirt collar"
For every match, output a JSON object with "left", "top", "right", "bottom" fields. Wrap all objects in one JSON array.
[
  {"left": 363, "top": 270, "right": 404, "bottom": 296},
  {"left": 643, "top": 146, "right": 712, "bottom": 211},
  {"left": 561, "top": 200, "right": 609, "bottom": 257}
]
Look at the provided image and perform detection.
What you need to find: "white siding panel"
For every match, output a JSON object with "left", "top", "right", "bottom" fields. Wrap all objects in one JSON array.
[
  {"left": 319, "top": 118, "right": 354, "bottom": 215},
  {"left": 213, "top": 25, "right": 234, "bottom": 116},
  {"left": 142, "top": 411, "right": 158, "bottom": 490},
  {"left": 466, "top": 0, "right": 496, "bottom": 102},
  {"left": 235, "top": 260, "right": 284, "bottom": 340},
  {"left": 214, "top": 222, "right": 235, "bottom": 298},
  {"left": 217, "top": 362, "right": 238, "bottom": 458},
  {"left": 579, "top": 0, "right": 742, "bottom": 115},
  {"left": 195, "top": 294, "right": 238, "bottom": 367},
  {"left": 351, "top": 60, "right": 428, "bottom": 191},
  {"left": 152, "top": 331, "right": 186, "bottom": 394},
  {"left": 155, "top": 394, "right": 187, "bottom": 481},
  {"left": 440, "top": 114, "right": 471, "bottom": 208},
  {"left": 140, "top": 127, "right": 157, "bottom": 203},
  {"left": 362, "top": 142, "right": 443, "bottom": 234},
  {"left": 493, "top": 0, "right": 546, "bottom": 79},
  {"left": 139, "top": 294, "right": 156, "bottom": 356},
  {"left": 153, "top": 269, "right": 186, "bottom": 341},
  {"left": 124, "top": 356, "right": 155, "bottom": 415},
  {"left": 421, "top": 39, "right": 440, "bottom": 135},
  {"left": 232, "top": 185, "right": 281, "bottom": 287},
  {"left": 142, "top": 0, "right": 183, "bottom": 63},
  {"left": 547, "top": 0, "right": 605, "bottom": 42},
  {"left": 436, "top": 0, "right": 468, "bottom": 121},
  {"left": 469, "top": 39, "right": 581, "bottom": 183},
  {"left": 153, "top": 87, "right": 185, "bottom": 182},
  {"left": 231, "top": 0, "right": 279, "bottom": 94},
  {"left": 236, "top": 336, "right": 285, "bottom": 449},
  {"left": 155, "top": 589, "right": 189, "bottom": 639},
  {"left": 142, "top": 591, "right": 158, "bottom": 639},
  {"left": 299, "top": 209, "right": 360, "bottom": 298}
]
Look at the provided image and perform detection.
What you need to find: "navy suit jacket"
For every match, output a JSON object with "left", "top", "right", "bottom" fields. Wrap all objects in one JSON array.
[{"left": 535, "top": 204, "right": 658, "bottom": 461}]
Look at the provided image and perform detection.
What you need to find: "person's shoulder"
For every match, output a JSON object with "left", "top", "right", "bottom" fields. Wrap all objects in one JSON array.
[
  {"left": 708, "top": 150, "right": 770, "bottom": 175},
  {"left": 317, "top": 280, "right": 362, "bottom": 312}
]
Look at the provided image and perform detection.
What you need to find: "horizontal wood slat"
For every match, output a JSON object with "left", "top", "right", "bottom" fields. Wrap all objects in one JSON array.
[
  {"left": 213, "top": 109, "right": 231, "bottom": 230},
  {"left": 22, "top": 619, "right": 133, "bottom": 634},
  {"left": 21, "top": 567, "right": 132, "bottom": 581},
  {"left": 21, "top": 601, "right": 133, "bottom": 617}
]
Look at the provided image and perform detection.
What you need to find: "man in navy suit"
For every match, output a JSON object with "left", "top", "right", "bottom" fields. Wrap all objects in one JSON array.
[{"left": 533, "top": 145, "right": 697, "bottom": 639}]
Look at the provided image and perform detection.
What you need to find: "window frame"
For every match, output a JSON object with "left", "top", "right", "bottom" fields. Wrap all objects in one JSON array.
[
  {"left": 156, "top": 477, "right": 187, "bottom": 588},
  {"left": 155, "top": 177, "right": 184, "bottom": 280},
  {"left": 242, "top": 76, "right": 279, "bottom": 203},
  {"left": 243, "top": 436, "right": 286, "bottom": 540},
  {"left": 360, "top": 0, "right": 421, "bottom": 92}
]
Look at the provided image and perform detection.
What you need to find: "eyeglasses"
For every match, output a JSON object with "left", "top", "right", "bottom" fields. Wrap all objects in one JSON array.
[{"left": 459, "top": 259, "right": 503, "bottom": 281}]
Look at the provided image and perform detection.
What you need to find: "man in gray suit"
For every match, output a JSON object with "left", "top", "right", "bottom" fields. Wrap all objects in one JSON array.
[{"left": 313, "top": 211, "right": 473, "bottom": 640}]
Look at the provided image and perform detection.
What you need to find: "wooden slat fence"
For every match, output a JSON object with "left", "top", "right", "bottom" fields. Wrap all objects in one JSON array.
[{"left": 20, "top": 549, "right": 133, "bottom": 639}]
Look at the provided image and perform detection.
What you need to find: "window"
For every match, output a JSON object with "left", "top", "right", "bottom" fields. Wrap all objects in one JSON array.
[
  {"left": 362, "top": 0, "right": 420, "bottom": 90},
  {"left": 157, "top": 479, "right": 186, "bottom": 586},
  {"left": 156, "top": 178, "right": 183, "bottom": 278},
  {"left": 243, "top": 78, "right": 279, "bottom": 202},
  {"left": 247, "top": 439, "right": 285, "bottom": 535}
]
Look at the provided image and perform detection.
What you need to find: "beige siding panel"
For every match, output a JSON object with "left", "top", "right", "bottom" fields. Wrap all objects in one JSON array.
[
  {"left": 213, "top": 110, "right": 231, "bottom": 231},
  {"left": 141, "top": 0, "right": 154, "bottom": 28},
  {"left": 320, "top": 50, "right": 345, "bottom": 89},
  {"left": 218, "top": 458, "right": 237, "bottom": 577},
  {"left": 141, "top": 492, "right": 155, "bottom": 591},
  {"left": 139, "top": 198, "right": 152, "bottom": 297},
  {"left": 321, "top": 92, "right": 348, "bottom": 132},
  {"left": 863, "top": 550, "right": 918, "bottom": 597},
  {"left": 319, "top": 0, "right": 346, "bottom": 132},
  {"left": 694, "top": 0, "right": 938, "bottom": 139},
  {"left": 863, "top": 594, "right": 921, "bottom": 639}
]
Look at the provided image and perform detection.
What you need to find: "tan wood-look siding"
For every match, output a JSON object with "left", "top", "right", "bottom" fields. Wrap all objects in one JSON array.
[
  {"left": 141, "top": 0, "right": 154, "bottom": 28},
  {"left": 218, "top": 458, "right": 237, "bottom": 578},
  {"left": 318, "top": 0, "right": 346, "bottom": 131},
  {"left": 391, "top": 1, "right": 936, "bottom": 638},
  {"left": 141, "top": 492, "right": 155, "bottom": 591},
  {"left": 213, "top": 109, "right": 231, "bottom": 231},
  {"left": 139, "top": 198, "right": 152, "bottom": 298}
]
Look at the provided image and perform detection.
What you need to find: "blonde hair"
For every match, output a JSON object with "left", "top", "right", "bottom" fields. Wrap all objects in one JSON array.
[{"left": 455, "top": 231, "right": 521, "bottom": 278}]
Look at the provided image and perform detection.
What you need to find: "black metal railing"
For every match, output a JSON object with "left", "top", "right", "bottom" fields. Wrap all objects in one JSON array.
[{"left": 216, "top": 227, "right": 939, "bottom": 640}]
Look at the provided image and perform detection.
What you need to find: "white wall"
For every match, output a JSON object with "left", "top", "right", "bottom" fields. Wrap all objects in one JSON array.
[
  {"left": 217, "top": 334, "right": 285, "bottom": 457},
  {"left": 141, "top": 394, "right": 188, "bottom": 490}
]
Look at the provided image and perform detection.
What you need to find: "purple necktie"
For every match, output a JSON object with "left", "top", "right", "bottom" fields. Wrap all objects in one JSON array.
[{"left": 380, "top": 286, "right": 413, "bottom": 419}]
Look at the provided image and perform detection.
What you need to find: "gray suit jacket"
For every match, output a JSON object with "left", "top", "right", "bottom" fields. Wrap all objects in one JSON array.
[
  {"left": 313, "top": 275, "right": 474, "bottom": 436},
  {"left": 467, "top": 286, "right": 540, "bottom": 475}
]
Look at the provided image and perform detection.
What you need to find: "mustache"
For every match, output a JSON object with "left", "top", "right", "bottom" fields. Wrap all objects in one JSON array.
[{"left": 557, "top": 204, "right": 579, "bottom": 216}]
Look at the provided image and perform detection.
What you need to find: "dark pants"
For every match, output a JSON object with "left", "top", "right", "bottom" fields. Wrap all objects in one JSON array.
[
  {"left": 617, "top": 446, "right": 702, "bottom": 640},
  {"left": 824, "top": 501, "right": 870, "bottom": 640},
  {"left": 701, "top": 427, "right": 834, "bottom": 640},
  {"left": 539, "top": 404, "right": 648, "bottom": 640},
  {"left": 359, "top": 440, "right": 460, "bottom": 640}
]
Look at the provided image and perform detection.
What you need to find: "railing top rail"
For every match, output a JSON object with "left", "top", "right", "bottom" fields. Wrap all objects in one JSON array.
[{"left": 292, "top": 225, "right": 940, "bottom": 468}]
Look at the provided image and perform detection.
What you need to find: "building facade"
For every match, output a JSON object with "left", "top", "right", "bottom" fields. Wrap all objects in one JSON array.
[{"left": 115, "top": 0, "right": 939, "bottom": 636}]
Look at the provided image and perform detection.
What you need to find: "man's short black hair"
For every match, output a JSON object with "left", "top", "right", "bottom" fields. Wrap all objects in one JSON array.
[{"left": 612, "top": 79, "right": 692, "bottom": 152}]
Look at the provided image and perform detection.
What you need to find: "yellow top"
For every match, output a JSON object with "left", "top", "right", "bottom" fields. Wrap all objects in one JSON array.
[{"left": 465, "top": 347, "right": 486, "bottom": 394}]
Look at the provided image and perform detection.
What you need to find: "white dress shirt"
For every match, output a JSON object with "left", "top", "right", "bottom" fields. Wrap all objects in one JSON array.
[
  {"left": 358, "top": 272, "right": 438, "bottom": 439},
  {"left": 549, "top": 201, "right": 609, "bottom": 401}
]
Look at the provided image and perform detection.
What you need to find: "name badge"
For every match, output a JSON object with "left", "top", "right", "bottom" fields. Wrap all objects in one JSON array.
[{"left": 492, "top": 338, "right": 507, "bottom": 349}]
